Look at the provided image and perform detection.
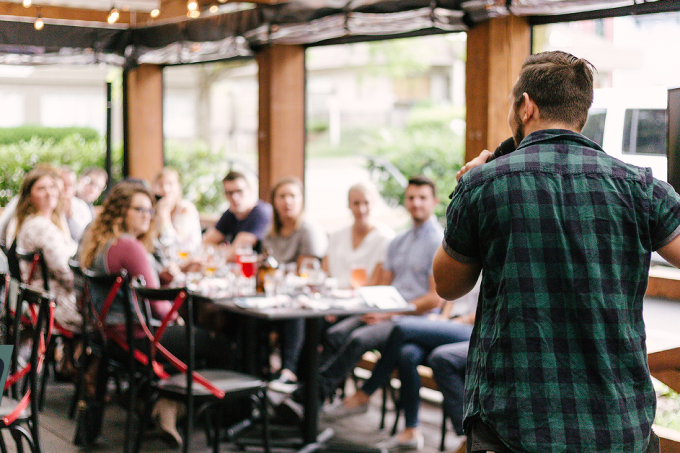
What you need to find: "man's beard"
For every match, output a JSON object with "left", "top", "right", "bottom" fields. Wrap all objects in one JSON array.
[{"left": 512, "top": 110, "right": 525, "bottom": 148}]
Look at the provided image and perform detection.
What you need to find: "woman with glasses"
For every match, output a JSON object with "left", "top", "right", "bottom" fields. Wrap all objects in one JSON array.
[{"left": 79, "top": 180, "right": 230, "bottom": 448}]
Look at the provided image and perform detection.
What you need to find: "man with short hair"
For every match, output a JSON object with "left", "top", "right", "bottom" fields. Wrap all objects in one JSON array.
[
  {"left": 203, "top": 171, "right": 273, "bottom": 249},
  {"left": 75, "top": 167, "right": 108, "bottom": 214},
  {"left": 433, "top": 51, "right": 680, "bottom": 452},
  {"left": 318, "top": 176, "right": 444, "bottom": 411}
]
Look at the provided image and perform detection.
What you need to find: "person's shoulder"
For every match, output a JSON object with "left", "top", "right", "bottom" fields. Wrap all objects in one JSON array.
[
  {"left": 253, "top": 200, "right": 273, "bottom": 215},
  {"left": 114, "top": 234, "right": 145, "bottom": 250},
  {"left": 177, "top": 199, "right": 199, "bottom": 215}
]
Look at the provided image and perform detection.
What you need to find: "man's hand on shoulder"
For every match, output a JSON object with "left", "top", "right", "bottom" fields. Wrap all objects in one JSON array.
[{"left": 456, "top": 149, "right": 492, "bottom": 182}]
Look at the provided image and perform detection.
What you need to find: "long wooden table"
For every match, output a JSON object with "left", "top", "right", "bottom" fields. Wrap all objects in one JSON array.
[{"left": 191, "top": 291, "right": 411, "bottom": 452}]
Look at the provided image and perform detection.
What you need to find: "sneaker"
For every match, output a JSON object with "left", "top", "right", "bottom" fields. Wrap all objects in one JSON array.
[
  {"left": 376, "top": 433, "right": 424, "bottom": 451},
  {"left": 321, "top": 400, "right": 369, "bottom": 420},
  {"left": 268, "top": 375, "right": 299, "bottom": 394}
]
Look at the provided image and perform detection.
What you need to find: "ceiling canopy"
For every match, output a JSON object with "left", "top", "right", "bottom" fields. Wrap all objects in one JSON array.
[{"left": 0, "top": 0, "right": 677, "bottom": 66}]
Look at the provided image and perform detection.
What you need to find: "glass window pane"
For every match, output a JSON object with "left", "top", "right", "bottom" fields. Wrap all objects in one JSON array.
[
  {"left": 635, "top": 109, "right": 666, "bottom": 155},
  {"left": 582, "top": 109, "right": 606, "bottom": 147}
]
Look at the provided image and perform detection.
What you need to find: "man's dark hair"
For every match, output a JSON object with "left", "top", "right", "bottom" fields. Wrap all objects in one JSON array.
[
  {"left": 512, "top": 51, "right": 596, "bottom": 131},
  {"left": 407, "top": 175, "right": 436, "bottom": 197},
  {"left": 223, "top": 171, "right": 248, "bottom": 184}
]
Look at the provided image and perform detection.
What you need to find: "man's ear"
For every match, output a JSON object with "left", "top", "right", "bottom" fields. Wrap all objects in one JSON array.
[{"left": 522, "top": 92, "right": 537, "bottom": 122}]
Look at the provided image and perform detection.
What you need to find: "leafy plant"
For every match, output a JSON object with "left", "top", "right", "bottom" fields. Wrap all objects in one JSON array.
[
  {"left": 0, "top": 133, "right": 117, "bottom": 206},
  {"left": 363, "top": 105, "right": 466, "bottom": 220},
  {"left": 164, "top": 139, "right": 257, "bottom": 214}
]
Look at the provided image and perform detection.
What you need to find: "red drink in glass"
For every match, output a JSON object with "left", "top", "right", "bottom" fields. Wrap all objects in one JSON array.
[{"left": 240, "top": 255, "right": 257, "bottom": 278}]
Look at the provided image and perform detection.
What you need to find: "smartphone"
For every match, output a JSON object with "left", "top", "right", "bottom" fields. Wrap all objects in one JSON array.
[{"left": 486, "top": 137, "right": 517, "bottom": 163}]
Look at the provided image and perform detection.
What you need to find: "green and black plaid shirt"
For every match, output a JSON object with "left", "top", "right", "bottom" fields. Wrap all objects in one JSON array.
[{"left": 444, "top": 129, "right": 680, "bottom": 452}]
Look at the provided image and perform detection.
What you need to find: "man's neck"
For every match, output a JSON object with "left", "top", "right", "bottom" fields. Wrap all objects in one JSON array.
[
  {"left": 411, "top": 216, "right": 429, "bottom": 229},
  {"left": 231, "top": 201, "right": 256, "bottom": 221}
]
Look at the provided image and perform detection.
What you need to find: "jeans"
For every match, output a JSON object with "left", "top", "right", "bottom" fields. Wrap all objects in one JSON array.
[
  {"left": 360, "top": 317, "right": 473, "bottom": 428},
  {"left": 318, "top": 315, "right": 395, "bottom": 401},
  {"left": 428, "top": 341, "right": 469, "bottom": 436}
]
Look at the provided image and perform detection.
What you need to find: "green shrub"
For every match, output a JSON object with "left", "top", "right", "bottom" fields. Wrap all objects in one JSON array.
[
  {"left": 0, "top": 134, "right": 117, "bottom": 206},
  {"left": 0, "top": 125, "right": 99, "bottom": 146},
  {"left": 164, "top": 139, "right": 257, "bottom": 214}
]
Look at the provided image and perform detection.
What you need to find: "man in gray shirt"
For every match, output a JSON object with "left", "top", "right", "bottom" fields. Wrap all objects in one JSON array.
[{"left": 315, "top": 175, "right": 444, "bottom": 406}]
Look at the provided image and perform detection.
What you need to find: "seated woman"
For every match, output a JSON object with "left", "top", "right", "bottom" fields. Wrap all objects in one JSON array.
[
  {"left": 12, "top": 165, "right": 81, "bottom": 333},
  {"left": 263, "top": 177, "right": 328, "bottom": 388},
  {"left": 325, "top": 286, "right": 479, "bottom": 451},
  {"left": 152, "top": 168, "right": 202, "bottom": 261},
  {"left": 324, "top": 182, "right": 394, "bottom": 288},
  {"left": 79, "top": 180, "right": 231, "bottom": 448}
]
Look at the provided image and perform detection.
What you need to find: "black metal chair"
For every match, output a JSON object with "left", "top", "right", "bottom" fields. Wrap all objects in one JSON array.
[
  {"left": 0, "top": 280, "right": 55, "bottom": 453},
  {"left": 133, "top": 285, "right": 270, "bottom": 453},
  {"left": 77, "top": 269, "right": 149, "bottom": 453}
]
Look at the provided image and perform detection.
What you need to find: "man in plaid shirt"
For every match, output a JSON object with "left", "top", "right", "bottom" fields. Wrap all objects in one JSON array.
[{"left": 433, "top": 51, "right": 680, "bottom": 452}]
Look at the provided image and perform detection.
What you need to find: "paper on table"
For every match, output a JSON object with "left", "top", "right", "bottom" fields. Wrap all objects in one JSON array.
[
  {"left": 357, "top": 286, "right": 408, "bottom": 309},
  {"left": 233, "top": 295, "right": 292, "bottom": 309}
]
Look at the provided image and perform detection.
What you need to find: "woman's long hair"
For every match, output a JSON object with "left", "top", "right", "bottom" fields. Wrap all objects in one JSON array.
[
  {"left": 270, "top": 176, "right": 304, "bottom": 237},
  {"left": 79, "top": 180, "right": 157, "bottom": 268},
  {"left": 15, "top": 164, "right": 67, "bottom": 235}
]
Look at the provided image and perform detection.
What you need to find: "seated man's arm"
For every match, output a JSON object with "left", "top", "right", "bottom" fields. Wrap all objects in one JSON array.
[
  {"left": 203, "top": 227, "right": 226, "bottom": 245},
  {"left": 409, "top": 274, "right": 443, "bottom": 315},
  {"left": 433, "top": 245, "right": 482, "bottom": 301}
]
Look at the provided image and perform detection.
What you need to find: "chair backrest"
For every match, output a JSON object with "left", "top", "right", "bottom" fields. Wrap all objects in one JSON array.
[
  {"left": 2, "top": 280, "right": 54, "bottom": 442},
  {"left": 132, "top": 285, "right": 225, "bottom": 399},
  {"left": 15, "top": 247, "right": 49, "bottom": 293}
]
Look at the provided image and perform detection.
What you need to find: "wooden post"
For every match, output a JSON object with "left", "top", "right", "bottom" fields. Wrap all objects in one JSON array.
[
  {"left": 123, "top": 64, "right": 164, "bottom": 184},
  {"left": 465, "top": 16, "right": 531, "bottom": 163},
  {"left": 256, "top": 44, "right": 306, "bottom": 200}
]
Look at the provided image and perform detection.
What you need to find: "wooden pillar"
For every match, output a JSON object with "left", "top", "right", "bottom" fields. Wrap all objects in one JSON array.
[
  {"left": 465, "top": 16, "right": 531, "bottom": 163},
  {"left": 256, "top": 44, "right": 306, "bottom": 200},
  {"left": 123, "top": 64, "right": 164, "bottom": 183}
]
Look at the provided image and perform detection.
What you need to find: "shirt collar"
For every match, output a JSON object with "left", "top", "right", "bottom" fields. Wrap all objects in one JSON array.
[{"left": 517, "top": 129, "right": 604, "bottom": 152}]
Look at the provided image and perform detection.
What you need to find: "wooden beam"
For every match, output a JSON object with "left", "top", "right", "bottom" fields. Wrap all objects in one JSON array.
[
  {"left": 465, "top": 16, "right": 530, "bottom": 163},
  {"left": 256, "top": 44, "right": 306, "bottom": 201},
  {"left": 647, "top": 266, "right": 680, "bottom": 300},
  {"left": 124, "top": 64, "right": 164, "bottom": 184},
  {"left": 0, "top": 2, "right": 146, "bottom": 25}
]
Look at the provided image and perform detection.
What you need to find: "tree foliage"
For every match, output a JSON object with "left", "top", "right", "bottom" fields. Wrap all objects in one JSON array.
[{"left": 364, "top": 105, "right": 465, "bottom": 220}]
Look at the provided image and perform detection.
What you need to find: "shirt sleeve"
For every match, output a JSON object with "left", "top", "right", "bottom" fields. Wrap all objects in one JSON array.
[
  {"left": 648, "top": 177, "right": 680, "bottom": 250},
  {"left": 443, "top": 180, "right": 481, "bottom": 264},
  {"left": 247, "top": 202, "right": 273, "bottom": 239}
]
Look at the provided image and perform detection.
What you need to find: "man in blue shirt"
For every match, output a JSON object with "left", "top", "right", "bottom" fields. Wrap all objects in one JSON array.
[{"left": 203, "top": 171, "right": 272, "bottom": 250}]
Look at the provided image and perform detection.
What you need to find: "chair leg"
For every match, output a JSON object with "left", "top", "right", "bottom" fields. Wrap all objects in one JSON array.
[
  {"left": 261, "top": 389, "right": 270, "bottom": 453},
  {"left": 390, "top": 384, "right": 400, "bottom": 436},
  {"left": 440, "top": 406, "right": 448, "bottom": 452},
  {"left": 380, "top": 383, "right": 388, "bottom": 430}
]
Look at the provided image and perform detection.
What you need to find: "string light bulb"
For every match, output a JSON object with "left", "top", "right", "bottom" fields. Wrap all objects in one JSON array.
[
  {"left": 150, "top": 8, "right": 160, "bottom": 17},
  {"left": 34, "top": 12, "right": 44, "bottom": 30},
  {"left": 107, "top": 7, "right": 119, "bottom": 24},
  {"left": 23, "top": 0, "right": 32, "bottom": 7},
  {"left": 209, "top": 5, "right": 218, "bottom": 13},
  {"left": 187, "top": 1, "right": 198, "bottom": 11},
  {"left": 188, "top": 9, "right": 200, "bottom": 18}
]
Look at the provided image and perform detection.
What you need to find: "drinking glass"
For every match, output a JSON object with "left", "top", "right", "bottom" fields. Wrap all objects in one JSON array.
[
  {"left": 350, "top": 265, "right": 368, "bottom": 289},
  {"left": 299, "top": 257, "right": 320, "bottom": 280}
]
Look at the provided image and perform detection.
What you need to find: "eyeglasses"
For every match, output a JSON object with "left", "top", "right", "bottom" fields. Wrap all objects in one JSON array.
[
  {"left": 130, "top": 206, "right": 155, "bottom": 216},
  {"left": 224, "top": 189, "right": 244, "bottom": 198}
]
